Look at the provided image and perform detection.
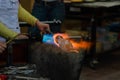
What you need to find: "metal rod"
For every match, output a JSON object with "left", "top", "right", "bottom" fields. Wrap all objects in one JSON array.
[
  {"left": 6, "top": 33, "right": 28, "bottom": 45},
  {"left": 6, "top": 35, "right": 18, "bottom": 44},
  {"left": 19, "top": 19, "right": 61, "bottom": 25},
  {"left": 15, "top": 76, "right": 39, "bottom": 80},
  {"left": 67, "top": 36, "right": 82, "bottom": 38}
]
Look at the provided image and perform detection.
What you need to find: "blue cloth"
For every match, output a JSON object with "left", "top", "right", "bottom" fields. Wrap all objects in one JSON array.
[{"left": 28, "top": 1, "right": 65, "bottom": 37}]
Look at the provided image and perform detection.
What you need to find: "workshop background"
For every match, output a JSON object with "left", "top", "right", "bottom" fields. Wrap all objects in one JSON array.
[{"left": 0, "top": 0, "right": 120, "bottom": 80}]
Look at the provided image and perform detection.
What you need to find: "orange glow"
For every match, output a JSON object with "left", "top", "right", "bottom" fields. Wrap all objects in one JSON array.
[
  {"left": 70, "top": 40, "right": 91, "bottom": 50},
  {"left": 53, "top": 33, "right": 92, "bottom": 50}
]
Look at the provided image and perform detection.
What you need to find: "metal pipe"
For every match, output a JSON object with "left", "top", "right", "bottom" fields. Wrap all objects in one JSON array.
[{"left": 19, "top": 19, "right": 61, "bottom": 25}]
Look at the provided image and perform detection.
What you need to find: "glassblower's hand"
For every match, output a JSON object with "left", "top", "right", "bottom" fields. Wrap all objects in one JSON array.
[
  {"left": 0, "top": 42, "right": 6, "bottom": 54},
  {"left": 36, "top": 20, "right": 51, "bottom": 33}
]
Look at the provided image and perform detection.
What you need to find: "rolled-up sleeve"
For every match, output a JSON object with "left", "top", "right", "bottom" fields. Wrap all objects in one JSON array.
[
  {"left": 18, "top": 4, "right": 38, "bottom": 26},
  {"left": 0, "top": 22, "right": 18, "bottom": 39}
]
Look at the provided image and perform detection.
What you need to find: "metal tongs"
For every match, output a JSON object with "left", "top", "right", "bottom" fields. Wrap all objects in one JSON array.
[{"left": 3, "top": 64, "right": 36, "bottom": 75}]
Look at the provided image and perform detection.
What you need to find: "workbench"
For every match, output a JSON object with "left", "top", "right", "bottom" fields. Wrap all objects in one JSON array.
[{"left": 65, "top": 1, "right": 120, "bottom": 68}]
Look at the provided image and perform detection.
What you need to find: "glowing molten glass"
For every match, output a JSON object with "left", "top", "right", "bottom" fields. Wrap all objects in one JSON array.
[{"left": 53, "top": 33, "right": 91, "bottom": 51}]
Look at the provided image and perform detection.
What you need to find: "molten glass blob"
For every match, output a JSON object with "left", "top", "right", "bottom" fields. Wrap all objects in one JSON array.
[{"left": 54, "top": 34, "right": 79, "bottom": 53}]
